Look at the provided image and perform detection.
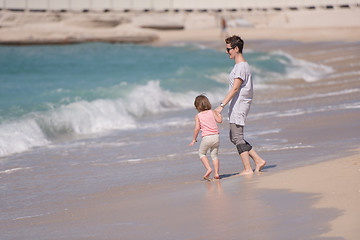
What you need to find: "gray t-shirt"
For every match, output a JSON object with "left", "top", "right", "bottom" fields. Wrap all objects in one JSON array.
[{"left": 228, "top": 62, "right": 253, "bottom": 125}]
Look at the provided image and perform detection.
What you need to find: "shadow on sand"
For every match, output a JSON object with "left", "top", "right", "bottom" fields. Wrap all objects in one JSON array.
[
  {"left": 218, "top": 164, "right": 277, "bottom": 179},
  {"left": 260, "top": 164, "right": 277, "bottom": 171}
]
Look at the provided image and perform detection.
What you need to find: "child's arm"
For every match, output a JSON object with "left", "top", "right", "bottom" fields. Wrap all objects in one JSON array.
[
  {"left": 212, "top": 110, "right": 222, "bottom": 123},
  {"left": 189, "top": 115, "right": 200, "bottom": 147}
]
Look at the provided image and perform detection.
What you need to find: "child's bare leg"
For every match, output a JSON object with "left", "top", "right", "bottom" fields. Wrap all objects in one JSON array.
[
  {"left": 212, "top": 158, "right": 220, "bottom": 179},
  {"left": 239, "top": 151, "right": 253, "bottom": 175},
  {"left": 201, "top": 156, "right": 213, "bottom": 178},
  {"left": 249, "top": 148, "right": 266, "bottom": 172}
]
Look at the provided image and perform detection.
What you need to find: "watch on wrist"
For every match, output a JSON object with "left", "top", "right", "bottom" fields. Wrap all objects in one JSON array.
[{"left": 220, "top": 103, "right": 225, "bottom": 107}]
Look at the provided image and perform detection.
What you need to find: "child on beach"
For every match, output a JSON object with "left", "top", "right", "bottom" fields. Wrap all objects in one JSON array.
[{"left": 189, "top": 95, "right": 222, "bottom": 181}]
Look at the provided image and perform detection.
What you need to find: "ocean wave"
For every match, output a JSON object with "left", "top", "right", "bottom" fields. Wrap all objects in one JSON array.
[
  {"left": 0, "top": 80, "right": 222, "bottom": 158},
  {"left": 277, "top": 51, "right": 334, "bottom": 82},
  {"left": 251, "top": 50, "right": 334, "bottom": 83},
  {"left": 0, "top": 119, "right": 50, "bottom": 157},
  {"left": 209, "top": 50, "right": 333, "bottom": 85}
]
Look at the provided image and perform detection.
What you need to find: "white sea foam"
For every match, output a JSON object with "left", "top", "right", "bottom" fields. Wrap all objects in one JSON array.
[
  {"left": 328, "top": 70, "right": 360, "bottom": 79},
  {"left": 207, "top": 51, "right": 332, "bottom": 86},
  {"left": 343, "top": 102, "right": 360, "bottom": 109},
  {"left": 13, "top": 212, "right": 52, "bottom": 221},
  {"left": 350, "top": 63, "right": 360, "bottom": 67},
  {"left": 127, "top": 158, "right": 143, "bottom": 163},
  {"left": 250, "top": 101, "right": 360, "bottom": 121},
  {"left": 209, "top": 72, "right": 228, "bottom": 84},
  {"left": 250, "top": 129, "right": 282, "bottom": 136},
  {"left": 126, "top": 80, "right": 192, "bottom": 117},
  {"left": 301, "top": 48, "right": 341, "bottom": 56},
  {"left": 314, "top": 102, "right": 360, "bottom": 112},
  {"left": 274, "top": 101, "right": 360, "bottom": 118},
  {"left": 260, "top": 144, "right": 314, "bottom": 152},
  {"left": 40, "top": 98, "right": 137, "bottom": 135},
  {"left": 277, "top": 110, "right": 306, "bottom": 117},
  {"left": 306, "top": 77, "right": 358, "bottom": 88},
  {"left": 248, "top": 111, "right": 280, "bottom": 120},
  {"left": 0, "top": 80, "right": 211, "bottom": 157},
  {"left": 0, "top": 167, "right": 31, "bottom": 175},
  {"left": 259, "top": 88, "right": 360, "bottom": 104},
  {"left": 0, "top": 119, "right": 50, "bottom": 157},
  {"left": 323, "top": 55, "right": 358, "bottom": 63},
  {"left": 273, "top": 51, "right": 334, "bottom": 82}
]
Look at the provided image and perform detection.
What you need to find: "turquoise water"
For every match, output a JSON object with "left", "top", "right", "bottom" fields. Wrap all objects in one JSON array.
[
  {"left": 0, "top": 43, "right": 332, "bottom": 157},
  {"left": 0, "top": 43, "right": 224, "bottom": 119}
]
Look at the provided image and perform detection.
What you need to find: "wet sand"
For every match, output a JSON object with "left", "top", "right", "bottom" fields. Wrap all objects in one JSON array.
[
  {"left": 3, "top": 171, "right": 347, "bottom": 240},
  {"left": 255, "top": 148, "right": 360, "bottom": 240}
]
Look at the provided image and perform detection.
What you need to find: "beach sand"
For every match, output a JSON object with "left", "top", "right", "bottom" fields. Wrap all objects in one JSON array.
[
  {"left": 0, "top": 7, "right": 360, "bottom": 44},
  {"left": 1, "top": 7, "right": 360, "bottom": 240},
  {"left": 254, "top": 148, "right": 360, "bottom": 240}
]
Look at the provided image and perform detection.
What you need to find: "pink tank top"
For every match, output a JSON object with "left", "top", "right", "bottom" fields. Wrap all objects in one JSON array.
[{"left": 198, "top": 110, "right": 219, "bottom": 137}]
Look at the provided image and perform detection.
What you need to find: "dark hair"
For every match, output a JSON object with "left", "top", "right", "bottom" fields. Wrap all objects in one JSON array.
[
  {"left": 225, "top": 35, "right": 244, "bottom": 53},
  {"left": 194, "top": 95, "right": 212, "bottom": 112}
]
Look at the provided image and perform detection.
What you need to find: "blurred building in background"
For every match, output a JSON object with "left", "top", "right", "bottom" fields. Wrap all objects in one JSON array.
[{"left": 0, "top": 0, "right": 359, "bottom": 12}]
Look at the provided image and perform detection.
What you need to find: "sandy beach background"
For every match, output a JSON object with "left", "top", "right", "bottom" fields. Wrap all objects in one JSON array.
[
  {"left": 1, "top": 3, "right": 360, "bottom": 240},
  {"left": 1, "top": 4, "right": 360, "bottom": 44}
]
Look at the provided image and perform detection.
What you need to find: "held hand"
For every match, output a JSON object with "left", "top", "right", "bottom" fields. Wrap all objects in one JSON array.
[{"left": 215, "top": 106, "right": 223, "bottom": 114}]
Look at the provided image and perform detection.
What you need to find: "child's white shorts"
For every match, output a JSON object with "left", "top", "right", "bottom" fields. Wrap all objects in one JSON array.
[{"left": 198, "top": 134, "right": 220, "bottom": 160}]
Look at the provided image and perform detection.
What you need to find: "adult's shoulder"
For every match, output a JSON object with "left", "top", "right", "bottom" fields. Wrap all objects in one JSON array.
[{"left": 234, "top": 61, "right": 249, "bottom": 68}]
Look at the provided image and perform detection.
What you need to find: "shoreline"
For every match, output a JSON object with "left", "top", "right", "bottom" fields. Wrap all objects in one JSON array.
[{"left": 1, "top": 26, "right": 359, "bottom": 46}]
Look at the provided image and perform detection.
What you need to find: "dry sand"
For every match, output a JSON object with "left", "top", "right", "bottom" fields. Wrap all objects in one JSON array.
[
  {"left": 0, "top": 7, "right": 360, "bottom": 44},
  {"left": 255, "top": 148, "right": 360, "bottom": 239}
]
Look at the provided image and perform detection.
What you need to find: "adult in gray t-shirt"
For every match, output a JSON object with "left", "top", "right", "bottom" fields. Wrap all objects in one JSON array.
[
  {"left": 228, "top": 62, "right": 253, "bottom": 126},
  {"left": 215, "top": 35, "right": 266, "bottom": 175}
]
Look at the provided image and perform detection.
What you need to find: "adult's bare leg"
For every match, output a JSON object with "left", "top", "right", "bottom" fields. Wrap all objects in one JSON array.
[{"left": 249, "top": 148, "right": 266, "bottom": 172}]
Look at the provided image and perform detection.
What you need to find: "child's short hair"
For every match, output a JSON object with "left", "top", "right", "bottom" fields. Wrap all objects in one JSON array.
[
  {"left": 194, "top": 95, "right": 212, "bottom": 112},
  {"left": 225, "top": 35, "right": 244, "bottom": 53}
]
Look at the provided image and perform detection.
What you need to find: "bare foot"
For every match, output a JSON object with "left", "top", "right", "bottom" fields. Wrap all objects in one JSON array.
[
  {"left": 204, "top": 169, "right": 212, "bottom": 179},
  {"left": 203, "top": 176, "right": 211, "bottom": 181},
  {"left": 255, "top": 160, "right": 266, "bottom": 172},
  {"left": 214, "top": 174, "right": 220, "bottom": 180},
  {"left": 239, "top": 170, "right": 253, "bottom": 176}
]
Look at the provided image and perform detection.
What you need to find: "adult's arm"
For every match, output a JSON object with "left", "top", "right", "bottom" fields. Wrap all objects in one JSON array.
[{"left": 215, "top": 78, "right": 242, "bottom": 113}]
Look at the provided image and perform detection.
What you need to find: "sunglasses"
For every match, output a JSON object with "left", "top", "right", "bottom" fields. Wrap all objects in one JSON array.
[{"left": 226, "top": 47, "right": 234, "bottom": 53}]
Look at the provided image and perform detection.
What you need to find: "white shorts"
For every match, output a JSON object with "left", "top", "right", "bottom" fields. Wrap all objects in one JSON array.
[{"left": 198, "top": 134, "right": 220, "bottom": 160}]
